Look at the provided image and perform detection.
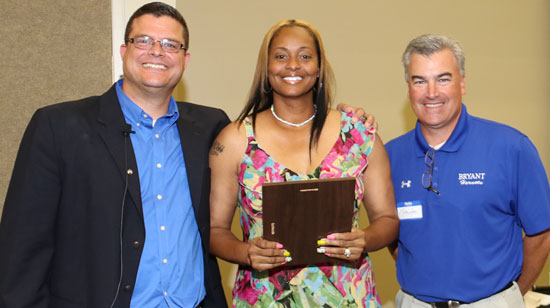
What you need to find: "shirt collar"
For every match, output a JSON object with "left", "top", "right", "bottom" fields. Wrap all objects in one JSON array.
[
  {"left": 115, "top": 79, "right": 179, "bottom": 128},
  {"left": 414, "top": 103, "right": 470, "bottom": 157}
]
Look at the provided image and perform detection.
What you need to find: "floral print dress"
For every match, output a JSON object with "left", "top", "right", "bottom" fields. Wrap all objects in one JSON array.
[{"left": 233, "top": 111, "right": 381, "bottom": 308}]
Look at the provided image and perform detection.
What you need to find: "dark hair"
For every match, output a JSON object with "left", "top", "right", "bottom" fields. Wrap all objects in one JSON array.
[
  {"left": 237, "top": 19, "right": 335, "bottom": 149},
  {"left": 124, "top": 2, "right": 189, "bottom": 50}
]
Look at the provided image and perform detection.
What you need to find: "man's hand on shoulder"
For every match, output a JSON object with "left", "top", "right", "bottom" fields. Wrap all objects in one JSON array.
[{"left": 336, "top": 103, "right": 378, "bottom": 130}]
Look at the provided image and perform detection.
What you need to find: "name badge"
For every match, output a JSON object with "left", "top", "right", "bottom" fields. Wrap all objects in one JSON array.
[{"left": 397, "top": 200, "right": 423, "bottom": 220}]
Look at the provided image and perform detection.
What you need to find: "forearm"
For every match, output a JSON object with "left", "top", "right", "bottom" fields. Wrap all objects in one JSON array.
[
  {"left": 210, "top": 227, "right": 251, "bottom": 266},
  {"left": 517, "top": 229, "right": 550, "bottom": 294},
  {"left": 363, "top": 215, "right": 399, "bottom": 252}
]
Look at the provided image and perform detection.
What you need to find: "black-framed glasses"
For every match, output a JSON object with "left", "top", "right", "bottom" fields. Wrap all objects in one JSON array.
[
  {"left": 127, "top": 36, "right": 186, "bottom": 53},
  {"left": 421, "top": 148, "right": 440, "bottom": 195}
]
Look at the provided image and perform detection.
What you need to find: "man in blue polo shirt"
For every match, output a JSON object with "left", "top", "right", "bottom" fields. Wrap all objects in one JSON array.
[{"left": 386, "top": 34, "right": 550, "bottom": 308}]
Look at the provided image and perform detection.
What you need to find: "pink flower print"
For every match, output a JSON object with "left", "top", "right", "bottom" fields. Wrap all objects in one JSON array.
[
  {"left": 342, "top": 119, "right": 349, "bottom": 127},
  {"left": 319, "top": 264, "right": 348, "bottom": 297},
  {"left": 265, "top": 166, "right": 285, "bottom": 183},
  {"left": 367, "top": 125, "right": 376, "bottom": 134},
  {"left": 253, "top": 175, "right": 265, "bottom": 191},
  {"left": 233, "top": 273, "right": 263, "bottom": 306},
  {"left": 335, "top": 138, "right": 354, "bottom": 155},
  {"left": 356, "top": 156, "right": 367, "bottom": 172},
  {"left": 323, "top": 150, "right": 338, "bottom": 166},
  {"left": 269, "top": 272, "right": 290, "bottom": 297},
  {"left": 349, "top": 128, "right": 364, "bottom": 145},
  {"left": 238, "top": 162, "right": 248, "bottom": 179},
  {"left": 334, "top": 140, "right": 345, "bottom": 154},
  {"left": 320, "top": 151, "right": 338, "bottom": 173},
  {"left": 241, "top": 285, "right": 262, "bottom": 306},
  {"left": 239, "top": 215, "right": 251, "bottom": 238},
  {"left": 252, "top": 150, "right": 269, "bottom": 170}
]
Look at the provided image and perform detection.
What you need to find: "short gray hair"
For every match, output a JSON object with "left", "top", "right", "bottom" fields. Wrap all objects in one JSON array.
[{"left": 402, "top": 34, "right": 465, "bottom": 81}]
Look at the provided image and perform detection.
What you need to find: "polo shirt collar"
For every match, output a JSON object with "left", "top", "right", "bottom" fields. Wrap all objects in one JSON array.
[{"left": 414, "top": 103, "right": 470, "bottom": 157}]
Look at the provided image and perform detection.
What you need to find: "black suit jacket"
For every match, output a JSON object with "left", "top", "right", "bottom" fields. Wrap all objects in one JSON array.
[{"left": 0, "top": 84, "right": 230, "bottom": 308}]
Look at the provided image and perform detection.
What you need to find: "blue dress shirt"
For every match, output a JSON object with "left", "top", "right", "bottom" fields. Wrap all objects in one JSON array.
[{"left": 116, "top": 80, "right": 206, "bottom": 308}]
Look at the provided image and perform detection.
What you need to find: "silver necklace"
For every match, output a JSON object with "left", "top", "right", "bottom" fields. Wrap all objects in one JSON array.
[{"left": 270, "top": 104, "right": 317, "bottom": 127}]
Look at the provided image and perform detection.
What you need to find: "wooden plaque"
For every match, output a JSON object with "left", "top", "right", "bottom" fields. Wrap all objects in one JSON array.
[{"left": 262, "top": 177, "right": 355, "bottom": 265}]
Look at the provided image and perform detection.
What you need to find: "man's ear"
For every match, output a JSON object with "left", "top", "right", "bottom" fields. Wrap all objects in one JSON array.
[
  {"left": 407, "top": 80, "right": 413, "bottom": 100},
  {"left": 120, "top": 44, "right": 127, "bottom": 59},
  {"left": 183, "top": 52, "right": 191, "bottom": 70}
]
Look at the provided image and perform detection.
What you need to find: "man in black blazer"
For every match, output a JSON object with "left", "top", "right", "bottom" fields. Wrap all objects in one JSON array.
[{"left": 0, "top": 2, "right": 229, "bottom": 308}]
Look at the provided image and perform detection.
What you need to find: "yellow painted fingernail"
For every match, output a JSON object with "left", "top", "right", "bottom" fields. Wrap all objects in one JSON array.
[
  {"left": 284, "top": 251, "right": 291, "bottom": 257},
  {"left": 317, "top": 239, "right": 326, "bottom": 245}
]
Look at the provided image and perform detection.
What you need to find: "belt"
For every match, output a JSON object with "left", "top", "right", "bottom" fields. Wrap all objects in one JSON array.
[
  {"left": 428, "top": 300, "right": 465, "bottom": 308},
  {"left": 425, "top": 280, "right": 516, "bottom": 308}
]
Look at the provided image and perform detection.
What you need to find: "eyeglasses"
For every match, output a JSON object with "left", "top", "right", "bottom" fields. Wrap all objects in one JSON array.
[
  {"left": 127, "top": 36, "right": 186, "bottom": 53},
  {"left": 421, "top": 148, "right": 440, "bottom": 195}
]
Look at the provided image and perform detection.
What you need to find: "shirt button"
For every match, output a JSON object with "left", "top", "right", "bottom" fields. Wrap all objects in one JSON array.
[
  {"left": 163, "top": 258, "right": 168, "bottom": 264},
  {"left": 123, "top": 284, "right": 132, "bottom": 292},
  {"left": 164, "top": 291, "right": 168, "bottom": 296},
  {"left": 156, "top": 163, "right": 162, "bottom": 168},
  {"left": 157, "top": 195, "right": 162, "bottom": 200},
  {"left": 136, "top": 123, "right": 141, "bottom": 127},
  {"left": 143, "top": 114, "right": 148, "bottom": 118},
  {"left": 155, "top": 133, "right": 160, "bottom": 139},
  {"left": 132, "top": 241, "right": 141, "bottom": 248},
  {"left": 126, "top": 169, "right": 133, "bottom": 175},
  {"left": 160, "top": 225, "right": 166, "bottom": 231}
]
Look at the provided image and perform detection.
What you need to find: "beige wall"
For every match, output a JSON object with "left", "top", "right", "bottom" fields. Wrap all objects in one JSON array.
[
  {"left": 0, "top": 1, "right": 112, "bottom": 209},
  {"left": 174, "top": 0, "right": 550, "bottom": 306}
]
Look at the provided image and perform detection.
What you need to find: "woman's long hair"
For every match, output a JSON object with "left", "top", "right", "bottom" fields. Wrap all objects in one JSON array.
[{"left": 237, "top": 19, "right": 335, "bottom": 150}]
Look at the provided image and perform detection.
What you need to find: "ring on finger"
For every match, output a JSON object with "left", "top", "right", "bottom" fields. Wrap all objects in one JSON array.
[{"left": 344, "top": 248, "right": 351, "bottom": 258}]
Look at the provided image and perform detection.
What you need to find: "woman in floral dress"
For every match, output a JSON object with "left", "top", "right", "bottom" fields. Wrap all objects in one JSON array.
[{"left": 209, "top": 19, "right": 398, "bottom": 307}]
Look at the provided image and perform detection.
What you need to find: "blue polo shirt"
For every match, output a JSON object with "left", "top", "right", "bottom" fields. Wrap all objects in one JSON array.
[
  {"left": 116, "top": 80, "right": 206, "bottom": 308},
  {"left": 386, "top": 104, "right": 550, "bottom": 303}
]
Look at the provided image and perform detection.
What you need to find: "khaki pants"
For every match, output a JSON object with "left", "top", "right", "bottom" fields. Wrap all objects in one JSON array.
[{"left": 395, "top": 282, "right": 525, "bottom": 308}]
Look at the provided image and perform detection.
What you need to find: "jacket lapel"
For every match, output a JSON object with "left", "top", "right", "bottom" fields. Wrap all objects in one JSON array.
[
  {"left": 96, "top": 85, "right": 143, "bottom": 219},
  {"left": 177, "top": 111, "right": 204, "bottom": 216}
]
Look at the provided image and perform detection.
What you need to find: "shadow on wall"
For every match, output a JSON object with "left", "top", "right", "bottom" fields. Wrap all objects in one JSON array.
[
  {"left": 173, "top": 80, "right": 189, "bottom": 102},
  {"left": 401, "top": 99, "right": 417, "bottom": 133}
]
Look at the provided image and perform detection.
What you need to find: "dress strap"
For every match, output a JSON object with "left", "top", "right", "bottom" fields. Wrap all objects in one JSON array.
[
  {"left": 243, "top": 117, "right": 255, "bottom": 140},
  {"left": 242, "top": 117, "right": 260, "bottom": 158}
]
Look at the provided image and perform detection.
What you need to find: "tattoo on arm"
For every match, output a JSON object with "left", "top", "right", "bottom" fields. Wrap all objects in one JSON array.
[{"left": 210, "top": 141, "right": 225, "bottom": 156}]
